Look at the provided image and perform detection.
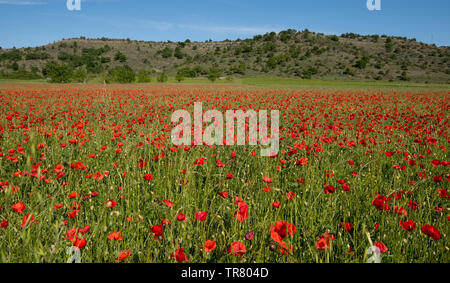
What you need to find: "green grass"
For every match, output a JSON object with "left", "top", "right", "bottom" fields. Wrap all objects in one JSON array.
[
  {"left": 241, "top": 77, "right": 450, "bottom": 91},
  {"left": 2, "top": 76, "right": 449, "bottom": 91},
  {"left": 0, "top": 78, "right": 47, "bottom": 84}
]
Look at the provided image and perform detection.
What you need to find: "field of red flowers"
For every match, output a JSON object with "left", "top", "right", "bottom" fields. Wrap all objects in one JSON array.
[{"left": 0, "top": 83, "right": 448, "bottom": 263}]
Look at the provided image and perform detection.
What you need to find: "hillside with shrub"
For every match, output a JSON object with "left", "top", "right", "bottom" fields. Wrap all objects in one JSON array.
[{"left": 0, "top": 29, "right": 449, "bottom": 83}]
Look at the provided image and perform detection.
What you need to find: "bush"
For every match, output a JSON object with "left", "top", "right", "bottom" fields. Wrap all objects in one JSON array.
[
  {"left": 355, "top": 56, "right": 370, "bottom": 69},
  {"left": 399, "top": 71, "right": 409, "bottom": 81},
  {"left": 106, "top": 66, "right": 135, "bottom": 83},
  {"left": 114, "top": 51, "right": 127, "bottom": 62},
  {"left": 301, "top": 67, "right": 318, "bottom": 79},
  {"left": 160, "top": 48, "right": 173, "bottom": 58},
  {"left": 177, "top": 67, "right": 197, "bottom": 78},
  {"left": 157, "top": 73, "right": 168, "bottom": 83},
  {"left": 136, "top": 70, "right": 151, "bottom": 83},
  {"left": 25, "top": 52, "right": 50, "bottom": 60},
  {"left": 207, "top": 68, "right": 221, "bottom": 82},
  {"left": 174, "top": 47, "right": 184, "bottom": 59},
  {"left": 72, "top": 68, "right": 88, "bottom": 83},
  {"left": 343, "top": 67, "right": 355, "bottom": 76},
  {"left": 0, "top": 69, "right": 42, "bottom": 80},
  {"left": 330, "top": 35, "right": 339, "bottom": 42}
]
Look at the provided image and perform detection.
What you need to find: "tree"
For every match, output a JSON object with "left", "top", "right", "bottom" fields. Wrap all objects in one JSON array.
[
  {"left": 137, "top": 70, "right": 151, "bottom": 83},
  {"left": 330, "top": 35, "right": 339, "bottom": 42},
  {"left": 207, "top": 68, "right": 221, "bottom": 82},
  {"left": 106, "top": 65, "right": 135, "bottom": 83},
  {"left": 43, "top": 61, "right": 73, "bottom": 83},
  {"left": 175, "top": 69, "right": 185, "bottom": 82},
  {"left": 157, "top": 73, "right": 168, "bottom": 83},
  {"left": 72, "top": 68, "right": 87, "bottom": 83}
]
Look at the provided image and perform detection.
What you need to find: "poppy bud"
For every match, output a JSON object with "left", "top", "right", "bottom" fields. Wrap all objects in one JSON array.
[{"left": 245, "top": 230, "right": 254, "bottom": 241}]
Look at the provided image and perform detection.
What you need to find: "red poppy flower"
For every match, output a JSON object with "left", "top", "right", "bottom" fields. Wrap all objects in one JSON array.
[
  {"left": 262, "top": 185, "right": 272, "bottom": 192},
  {"left": 286, "top": 191, "right": 296, "bottom": 199},
  {"left": 68, "top": 192, "right": 79, "bottom": 199},
  {"left": 53, "top": 164, "right": 64, "bottom": 173},
  {"left": 107, "top": 231, "right": 124, "bottom": 241},
  {"left": 171, "top": 247, "right": 188, "bottom": 262},
  {"left": 394, "top": 206, "right": 407, "bottom": 216},
  {"left": 195, "top": 211, "right": 208, "bottom": 222},
  {"left": 0, "top": 219, "right": 8, "bottom": 229},
  {"left": 150, "top": 224, "right": 164, "bottom": 240},
  {"left": 295, "top": 157, "right": 308, "bottom": 166},
  {"left": 437, "top": 188, "right": 449, "bottom": 198},
  {"left": 73, "top": 238, "right": 87, "bottom": 249},
  {"left": 324, "top": 184, "right": 336, "bottom": 194},
  {"left": 204, "top": 240, "right": 216, "bottom": 253},
  {"left": 218, "top": 191, "right": 228, "bottom": 198},
  {"left": 176, "top": 212, "right": 186, "bottom": 221},
  {"left": 144, "top": 173, "right": 153, "bottom": 181},
  {"left": 227, "top": 242, "right": 246, "bottom": 257},
  {"left": 270, "top": 221, "right": 296, "bottom": 243},
  {"left": 372, "top": 195, "right": 390, "bottom": 211},
  {"left": 399, "top": 220, "right": 416, "bottom": 231},
  {"left": 341, "top": 184, "right": 350, "bottom": 191},
  {"left": 162, "top": 199, "right": 173, "bottom": 208},
  {"left": 315, "top": 232, "right": 335, "bottom": 250},
  {"left": 11, "top": 202, "right": 25, "bottom": 213},
  {"left": 105, "top": 199, "right": 117, "bottom": 208},
  {"left": 340, "top": 222, "right": 353, "bottom": 232},
  {"left": 421, "top": 224, "right": 441, "bottom": 240},
  {"left": 374, "top": 242, "right": 388, "bottom": 253},
  {"left": 116, "top": 250, "right": 131, "bottom": 262}
]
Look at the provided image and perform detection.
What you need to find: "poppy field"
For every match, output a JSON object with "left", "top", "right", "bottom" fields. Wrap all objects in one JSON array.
[{"left": 0, "top": 83, "right": 448, "bottom": 263}]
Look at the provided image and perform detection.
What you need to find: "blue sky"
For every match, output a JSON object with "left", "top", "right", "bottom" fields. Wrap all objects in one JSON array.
[{"left": 0, "top": 0, "right": 449, "bottom": 48}]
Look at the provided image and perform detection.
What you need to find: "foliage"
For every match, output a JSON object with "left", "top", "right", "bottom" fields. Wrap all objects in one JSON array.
[
  {"left": 136, "top": 70, "right": 151, "bottom": 83},
  {"left": 106, "top": 65, "right": 135, "bottom": 83},
  {"left": 43, "top": 61, "right": 73, "bottom": 83},
  {"left": 156, "top": 73, "right": 168, "bottom": 82}
]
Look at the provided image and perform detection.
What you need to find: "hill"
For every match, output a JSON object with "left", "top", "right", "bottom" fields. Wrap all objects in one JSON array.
[{"left": 0, "top": 29, "right": 449, "bottom": 83}]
